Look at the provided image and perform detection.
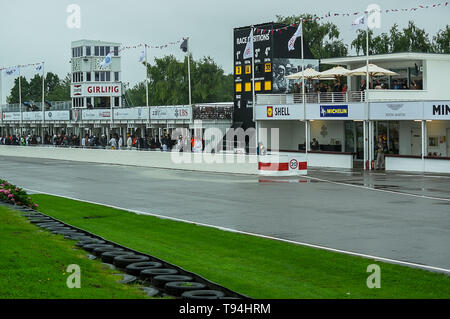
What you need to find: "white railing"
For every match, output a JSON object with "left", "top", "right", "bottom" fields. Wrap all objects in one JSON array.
[
  {"left": 1, "top": 101, "right": 72, "bottom": 112},
  {"left": 257, "top": 91, "right": 365, "bottom": 105}
]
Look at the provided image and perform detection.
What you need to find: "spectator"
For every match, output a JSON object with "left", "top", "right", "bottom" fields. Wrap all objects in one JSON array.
[{"left": 127, "top": 134, "right": 132, "bottom": 150}]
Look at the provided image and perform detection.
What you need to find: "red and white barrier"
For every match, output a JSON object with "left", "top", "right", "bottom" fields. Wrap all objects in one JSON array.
[{"left": 258, "top": 155, "right": 307, "bottom": 176}]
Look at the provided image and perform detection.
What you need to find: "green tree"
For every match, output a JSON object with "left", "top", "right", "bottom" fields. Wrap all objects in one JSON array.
[
  {"left": 6, "top": 77, "right": 29, "bottom": 104},
  {"left": 351, "top": 21, "right": 433, "bottom": 55},
  {"left": 433, "top": 25, "right": 450, "bottom": 53},
  {"left": 125, "top": 55, "right": 233, "bottom": 106},
  {"left": 276, "top": 14, "right": 348, "bottom": 59}
]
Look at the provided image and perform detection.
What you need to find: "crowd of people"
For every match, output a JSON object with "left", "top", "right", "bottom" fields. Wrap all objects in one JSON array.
[{"left": 0, "top": 132, "right": 207, "bottom": 153}]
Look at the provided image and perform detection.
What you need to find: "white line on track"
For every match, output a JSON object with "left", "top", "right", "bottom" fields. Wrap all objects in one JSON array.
[
  {"left": 24, "top": 187, "right": 450, "bottom": 274},
  {"left": 305, "top": 176, "right": 450, "bottom": 202}
]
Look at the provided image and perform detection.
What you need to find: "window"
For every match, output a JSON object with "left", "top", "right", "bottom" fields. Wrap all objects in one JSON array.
[
  {"left": 94, "top": 71, "right": 110, "bottom": 82},
  {"left": 114, "top": 97, "right": 120, "bottom": 107},
  {"left": 105, "top": 46, "right": 110, "bottom": 56},
  {"left": 114, "top": 72, "right": 119, "bottom": 82},
  {"left": 86, "top": 72, "right": 91, "bottom": 82},
  {"left": 114, "top": 46, "right": 119, "bottom": 56},
  {"left": 72, "top": 47, "right": 82, "bottom": 57},
  {"left": 94, "top": 46, "right": 100, "bottom": 56},
  {"left": 100, "top": 46, "right": 105, "bottom": 56},
  {"left": 86, "top": 46, "right": 91, "bottom": 56},
  {"left": 72, "top": 72, "right": 83, "bottom": 83}
]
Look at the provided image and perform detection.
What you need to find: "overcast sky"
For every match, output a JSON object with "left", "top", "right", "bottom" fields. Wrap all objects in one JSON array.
[{"left": 0, "top": 0, "right": 448, "bottom": 103}]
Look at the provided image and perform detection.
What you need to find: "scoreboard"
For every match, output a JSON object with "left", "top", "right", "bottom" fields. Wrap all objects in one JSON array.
[
  {"left": 233, "top": 22, "right": 316, "bottom": 129},
  {"left": 234, "top": 25, "right": 274, "bottom": 108}
]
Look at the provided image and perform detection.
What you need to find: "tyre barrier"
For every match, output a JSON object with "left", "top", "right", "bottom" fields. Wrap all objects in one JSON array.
[
  {"left": 165, "top": 281, "right": 207, "bottom": 297},
  {"left": 10, "top": 204, "right": 248, "bottom": 299},
  {"left": 101, "top": 251, "right": 135, "bottom": 264},
  {"left": 152, "top": 275, "right": 193, "bottom": 288},
  {"left": 125, "top": 262, "right": 163, "bottom": 276},
  {"left": 181, "top": 290, "right": 226, "bottom": 299}
]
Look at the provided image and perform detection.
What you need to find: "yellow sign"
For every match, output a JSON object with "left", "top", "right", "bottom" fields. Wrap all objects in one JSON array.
[
  {"left": 265, "top": 63, "right": 272, "bottom": 73},
  {"left": 264, "top": 81, "right": 272, "bottom": 91},
  {"left": 245, "top": 65, "right": 251, "bottom": 74},
  {"left": 255, "top": 82, "right": 261, "bottom": 91},
  {"left": 235, "top": 66, "right": 242, "bottom": 75},
  {"left": 245, "top": 82, "right": 252, "bottom": 92},
  {"left": 235, "top": 83, "right": 242, "bottom": 92}
]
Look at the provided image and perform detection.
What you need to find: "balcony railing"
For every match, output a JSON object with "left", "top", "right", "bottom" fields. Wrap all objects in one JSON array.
[
  {"left": 1, "top": 101, "right": 72, "bottom": 112},
  {"left": 256, "top": 91, "right": 365, "bottom": 105}
]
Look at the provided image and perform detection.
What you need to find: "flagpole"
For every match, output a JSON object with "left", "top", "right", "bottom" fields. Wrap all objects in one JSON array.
[
  {"left": 0, "top": 70, "right": 3, "bottom": 136},
  {"left": 250, "top": 26, "right": 257, "bottom": 155},
  {"left": 42, "top": 62, "right": 45, "bottom": 144},
  {"left": 365, "top": 22, "right": 371, "bottom": 170},
  {"left": 301, "top": 20, "right": 308, "bottom": 161},
  {"left": 145, "top": 44, "right": 149, "bottom": 107},
  {"left": 19, "top": 67, "right": 22, "bottom": 137},
  {"left": 187, "top": 37, "right": 192, "bottom": 106}
]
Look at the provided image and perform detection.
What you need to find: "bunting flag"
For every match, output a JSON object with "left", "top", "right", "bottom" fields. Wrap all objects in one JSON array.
[
  {"left": 253, "top": 1, "right": 448, "bottom": 34},
  {"left": 3, "top": 66, "right": 19, "bottom": 77}
]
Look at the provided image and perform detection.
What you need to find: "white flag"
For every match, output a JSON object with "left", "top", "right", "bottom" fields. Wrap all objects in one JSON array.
[
  {"left": 3, "top": 66, "right": 19, "bottom": 77},
  {"left": 288, "top": 24, "right": 303, "bottom": 51},
  {"left": 243, "top": 29, "right": 254, "bottom": 60},
  {"left": 35, "top": 63, "right": 44, "bottom": 73},
  {"left": 352, "top": 14, "right": 367, "bottom": 30},
  {"left": 100, "top": 53, "right": 112, "bottom": 69},
  {"left": 139, "top": 50, "right": 145, "bottom": 63}
]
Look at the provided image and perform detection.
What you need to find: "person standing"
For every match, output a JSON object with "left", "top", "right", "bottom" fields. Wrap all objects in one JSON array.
[
  {"left": 375, "top": 136, "right": 387, "bottom": 170},
  {"left": 81, "top": 135, "right": 87, "bottom": 148},
  {"left": 109, "top": 136, "right": 117, "bottom": 150},
  {"left": 118, "top": 135, "right": 123, "bottom": 150},
  {"left": 127, "top": 134, "right": 132, "bottom": 150}
]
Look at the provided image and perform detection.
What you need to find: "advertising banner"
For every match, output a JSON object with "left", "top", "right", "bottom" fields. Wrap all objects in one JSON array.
[
  {"left": 2, "top": 112, "right": 21, "bottom": 121},
  {"left": 114, "top": 107, "right": 148, "bottom": 120},
  {"left": 71, "top": 83, "right": 122, "bottom": 98},
  {"left": 81, "top": 109, "right": 111, "bottom": 120},
  {"left": 150, "top": 106, "right": 192, "bottom": 120},
  {"left": 45, "top": 111, "right": 71, "bottom": 121},
  {"left": 255, "top": 104, "right": 303, "bottom": 120},
  {"left": 370, "top": 101, "right": 423, "bottom": 120},
  {"left": 306, "top": 103, "right": 364, "bottom": 120},
  {"left": 423, "top": 101, "right": 450, "bottom": 120}
]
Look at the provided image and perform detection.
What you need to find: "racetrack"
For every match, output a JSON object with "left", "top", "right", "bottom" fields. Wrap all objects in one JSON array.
[{"left": 1, "top": 155, "right": 450, "bottom": 271}]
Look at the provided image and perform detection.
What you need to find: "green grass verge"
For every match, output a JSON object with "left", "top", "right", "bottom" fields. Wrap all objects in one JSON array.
[
  {"left": 0, "top": 205, "right": 149, "bottom": 299},
  {"left": 31, "top": 194, "right": 450, "bottom": 299}
]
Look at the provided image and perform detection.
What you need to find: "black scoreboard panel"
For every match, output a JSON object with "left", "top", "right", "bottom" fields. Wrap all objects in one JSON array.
[
  {"left": 233, "top": 24, "right": 274, "bottom": 108},
  {"left": 233, "top": 23, "right": 315, "bottom": 107},
  {"left": 232, "top": 22, "right": 316, "bottom": 129}
]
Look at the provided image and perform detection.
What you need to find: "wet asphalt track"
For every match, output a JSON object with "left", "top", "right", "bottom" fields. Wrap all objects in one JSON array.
[{"left": 1, "top": 155, "right": 449, "bottom": 271}]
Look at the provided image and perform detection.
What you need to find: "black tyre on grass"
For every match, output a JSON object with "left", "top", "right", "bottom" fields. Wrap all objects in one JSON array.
[
  {"left": 93, "top": 246, "right": 124, "bottom": 256},
  {"left": 76, "top": 239, "right": 106, "bottom": 247},
  {"left": 29, "top": 218, "right": 54, "bottom": 224},
  {"left": 152, "top": 275, "right": 193, "bottom": 289},
  {"left": 82, "top": 244, "right": 114, "bottom": 253},
  {"left": 140, "top": 268, "right": 178, "bottom": 281},
  {"left": 113, "top": 255, "right": 150, "bottom": 268},
  {"left": 164, "top": 281, "right": 207, "bottom": 296},
  {"left": 125, "top": 262, "right": 163, "bottom": 276},
  {"left": 181, "top": 290, "right": 225, "bottom": 299},
  {"left": 101, "top": 251, "right": 135, "bottom": 264}
]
